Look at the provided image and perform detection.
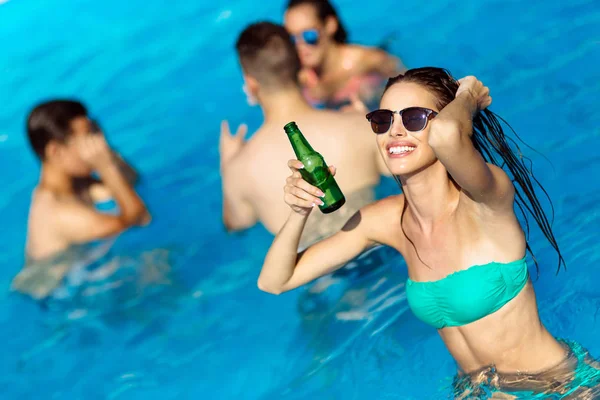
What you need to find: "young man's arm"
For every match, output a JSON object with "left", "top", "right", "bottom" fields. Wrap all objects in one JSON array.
[
  {"left": 55, "top": 197, "right": 146, "bottom": 244},
  {"left": 60, "top": 133, "right": 151, "bottom": 243},
  {"left": 221, "top": 163, "right": 257, "bottom": 232},
  {"left": 219, "top": 120, "right": 256, "bottom": 231},
  {"left": 109, "top": 151, "right": 139, "bottom": 185},
  {"left": 73, "top": 150, "right": 140, "bottom": 204}
]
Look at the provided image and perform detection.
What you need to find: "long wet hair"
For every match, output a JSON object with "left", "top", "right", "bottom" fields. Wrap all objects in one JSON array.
[
  {"left": 385, "top": 67, "right": 565, "bottom": 275},
  {"left": 286, "top": 0, "right": 348, "bottom": 43}
]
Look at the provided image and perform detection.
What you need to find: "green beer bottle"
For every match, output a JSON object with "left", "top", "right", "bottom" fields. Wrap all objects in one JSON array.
[{"left": 284, "top": 121, "right": 345, "bottom": 214}]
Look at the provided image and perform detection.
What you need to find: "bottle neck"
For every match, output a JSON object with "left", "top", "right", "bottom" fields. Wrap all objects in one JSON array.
[{"left": 287, "top": 131, "right": 315, "bottom": 159}]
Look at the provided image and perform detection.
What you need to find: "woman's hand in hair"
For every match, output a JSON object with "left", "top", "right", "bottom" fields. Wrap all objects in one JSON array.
[{"left": 456, "top": 76, "right": 492, "bottom": 112}]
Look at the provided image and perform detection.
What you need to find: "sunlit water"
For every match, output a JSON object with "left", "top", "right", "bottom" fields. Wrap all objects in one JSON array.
[{"left": 0, "top": 0, "right": 599, "bottom": 398}]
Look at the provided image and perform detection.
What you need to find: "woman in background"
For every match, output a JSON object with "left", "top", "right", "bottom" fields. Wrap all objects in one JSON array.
[{"left": 284, "top": 0, "right": 406, "bottom": 110}]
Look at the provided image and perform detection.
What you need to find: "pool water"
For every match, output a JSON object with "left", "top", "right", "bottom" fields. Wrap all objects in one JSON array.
[{"left": 0, "top": 0, "right": 599, "bottom": 398}]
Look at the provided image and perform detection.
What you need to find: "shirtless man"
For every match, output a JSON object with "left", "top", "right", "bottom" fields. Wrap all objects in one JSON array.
[
  {"left": 220, "top": 22, "right": 389, "bottom": 249},
  {"left": 12, "top": 100, "right": 150, "bottom": 298}
]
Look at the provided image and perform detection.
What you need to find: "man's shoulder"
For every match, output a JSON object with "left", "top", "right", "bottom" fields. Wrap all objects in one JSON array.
[
  {"left": 235, "top": 125, "right": 290, "bottom": 161},
  {"left": 311, "top": 108, "right": 365, "bottom": 125},
  {"left": 27, "top": 189, "right": 71, "bottom": 241},
  {"left": 31, "top": 187, "right": 88, "bottom": 219},
  {"left": 30, "top": 187, "right": 58, "bottom": 213},
  {"left": 307, "top": 109, "right": 371, "bottom": 139}
]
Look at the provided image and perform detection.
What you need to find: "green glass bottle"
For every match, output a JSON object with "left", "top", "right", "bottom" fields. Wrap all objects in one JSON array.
[{"left": 284, "top": 121, "right": 345, "bottom": 214}]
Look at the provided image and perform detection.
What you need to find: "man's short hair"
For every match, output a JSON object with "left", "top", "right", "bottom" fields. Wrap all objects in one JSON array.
[
  {"left": 236, "top": 22, "right": 301, "bottom": 90},
  {"left": 26, "top": 100, "right": 87, "bottom": 160}
]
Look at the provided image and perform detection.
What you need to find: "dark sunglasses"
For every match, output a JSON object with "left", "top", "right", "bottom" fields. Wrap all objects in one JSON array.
[
  {"left": 290, "top": 29, "right": 320, "bottom": 46},
  {"left": 365, "top": 107, "right": 438, "bottom": 134}
]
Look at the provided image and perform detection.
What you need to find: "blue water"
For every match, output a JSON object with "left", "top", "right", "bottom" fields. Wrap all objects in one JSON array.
[{"left": 0, "top": 0, "right": 599, "bottom": 398}]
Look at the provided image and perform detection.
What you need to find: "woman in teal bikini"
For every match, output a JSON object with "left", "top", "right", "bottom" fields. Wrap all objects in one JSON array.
[{"left": 257, "top": 67, "right": 599, "bottom": 397}]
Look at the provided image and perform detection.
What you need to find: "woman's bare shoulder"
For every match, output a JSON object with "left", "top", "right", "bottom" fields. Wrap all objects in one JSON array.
[
  {"left": 355, "top": 193, "right": 405, "bottom": 248},
  {"left": 360, "top": 193, "right": 404, "bottom": 227}
]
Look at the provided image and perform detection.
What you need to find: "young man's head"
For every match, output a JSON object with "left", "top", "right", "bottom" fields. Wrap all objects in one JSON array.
[
  {"left": 27, "top": 99, "right": 96, "bottom": 177},
  {"left": 236, "top": 22, "right": 301, "bottom": 102}
]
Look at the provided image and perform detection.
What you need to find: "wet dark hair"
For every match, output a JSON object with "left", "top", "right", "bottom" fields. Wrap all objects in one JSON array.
[
  {"left": 286, "top": 0, "right": 348, "bottom": 44},
  {"left": 26, "top": 99, "right": 87, "bottom": 160},
  {"left": 236, "top": 22, "right": 301, "bottom": 90},
  {"left": 384, "top": 67, "right": 565, "bottom": 275}
]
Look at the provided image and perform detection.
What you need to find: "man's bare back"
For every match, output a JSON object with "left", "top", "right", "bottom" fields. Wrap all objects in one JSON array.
[
  {"left": 222, "top": 108, "right": 387, "bottom": 247},
  {"left": 222, "top": 22, "right": 389, "bottom": 246}
]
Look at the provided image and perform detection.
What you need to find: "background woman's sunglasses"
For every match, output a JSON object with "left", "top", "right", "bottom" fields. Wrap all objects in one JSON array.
[
  {"left": 290, "top": 29, "right": 319, "bottom": 46},
  {"left": 365, "top": 107, "right": 438, "bottom": 134}
]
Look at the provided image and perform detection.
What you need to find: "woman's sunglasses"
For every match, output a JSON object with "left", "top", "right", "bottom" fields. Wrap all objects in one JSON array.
[
  {"left": 290, "top": 29, "right": 320, "bottom": 46},
  {"left": 365, "top": 107, "right": 438, "bottom": 134}
]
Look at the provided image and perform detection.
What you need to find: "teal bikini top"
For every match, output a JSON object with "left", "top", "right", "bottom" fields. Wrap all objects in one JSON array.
[{"left": 405, "top": 257, "right": 529, "bottom": 329}]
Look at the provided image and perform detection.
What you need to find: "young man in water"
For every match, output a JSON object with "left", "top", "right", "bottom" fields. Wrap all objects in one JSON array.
[
  {"left": 220, "top": 22, "right": 389, "bottom": 249},
  {"left": 12, "top": 100, "right": 150, "bottom": 298}
]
